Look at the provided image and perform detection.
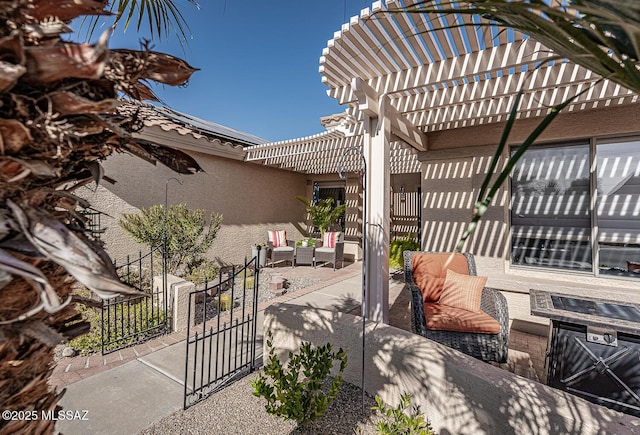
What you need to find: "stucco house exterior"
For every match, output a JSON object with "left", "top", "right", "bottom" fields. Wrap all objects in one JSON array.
[
  {"left": 84, "top": 1, "right": 639, "bottom": 326},
  {"left": 80, "top": 103, "right": 418, "bottom": 266},
  {"left": 77, "top": 103, "right": 310, "bottom": 265},
  {"left": 243, "top": 2, "right": 640, "bottom": 322}
]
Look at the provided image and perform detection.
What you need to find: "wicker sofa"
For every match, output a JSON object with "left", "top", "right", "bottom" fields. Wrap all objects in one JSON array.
[{"left": 403, "top": 251, "right": 509, "bottom": 363}]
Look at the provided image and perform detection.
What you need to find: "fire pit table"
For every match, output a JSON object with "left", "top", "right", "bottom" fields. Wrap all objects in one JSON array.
[{"left": 531, "top": 289, "right": 640, "bottom": 417}]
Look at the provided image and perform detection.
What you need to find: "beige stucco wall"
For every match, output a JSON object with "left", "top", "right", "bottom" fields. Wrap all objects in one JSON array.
[
  {"left": 265, "top": 304, "right": 640, "bottom": 435},
  {"left": 418, "top": 103, "right": 640, "bottom": 290},
  {"left": 78, "top": 150, "right": 307, "bottom": 265}
]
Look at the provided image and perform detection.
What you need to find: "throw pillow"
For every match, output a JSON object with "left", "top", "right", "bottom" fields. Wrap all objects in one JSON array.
[
  {"left": 268, "top": 230, "right": 286, "bottom": 248},
  {"left": 411, "top": 253, "right": 469, "bottom": 302},
  {"left": 323, "top": 231, "right": 339, "bottom": 248},
  {"left": 438, "top": 269, "right": 487, "bottom": 312}
]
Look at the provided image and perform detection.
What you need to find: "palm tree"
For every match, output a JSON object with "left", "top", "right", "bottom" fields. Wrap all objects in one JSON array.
[
  {"left": 389, "top": 0, "right": 640, "bottom": 250},
  {"left": 0, "top": 1, "right": 199, "bottom": 431}
]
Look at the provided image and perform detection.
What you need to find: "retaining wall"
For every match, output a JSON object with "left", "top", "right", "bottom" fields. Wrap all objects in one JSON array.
[{"left": 264, "top": 303, "right": 640, "bottom": 435}]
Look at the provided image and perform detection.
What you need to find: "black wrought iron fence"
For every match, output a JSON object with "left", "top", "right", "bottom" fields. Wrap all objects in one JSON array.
[
  {"left": 80, "top": 210, "right": 104, "bottom": 240},
  {"left": 183, "top": 255, "right": 260, "bottom": 409},
  {"left": 101, "top": 247, "right": 168, "bottom": 354}
]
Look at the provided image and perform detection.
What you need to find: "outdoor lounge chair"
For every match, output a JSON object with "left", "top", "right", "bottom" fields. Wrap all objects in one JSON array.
[
  {"left": 403, "top": 251, "right": 509, "bottom": 363},
  {"left": 314, "top": 231, "right": 344, "bottom": 271},
  {"left": 266, "top": 230, "right": 294, "bottom": 267}
]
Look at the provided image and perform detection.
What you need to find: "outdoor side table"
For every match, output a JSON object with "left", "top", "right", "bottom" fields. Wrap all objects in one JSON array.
[{"left": 295, "top": 246, "right": 315, "bottom": 266}]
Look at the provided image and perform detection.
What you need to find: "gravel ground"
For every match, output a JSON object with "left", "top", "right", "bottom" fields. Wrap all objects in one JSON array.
[
  {"left": 140, "top": 372, "right": 380, "bottom": 435},
  {"left": 194, "top": 274, "right": 324, "bottom": 323}
]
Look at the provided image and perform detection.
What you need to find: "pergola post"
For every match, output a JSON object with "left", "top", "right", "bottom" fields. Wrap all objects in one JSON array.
[
  {"left": 354, "top": 78, "right": 390, "bottom": 323},
  {"left": 363, "top": 113, "right": 391, "bottom": 323}
]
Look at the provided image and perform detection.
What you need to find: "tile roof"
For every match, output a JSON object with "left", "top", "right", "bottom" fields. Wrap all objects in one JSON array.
[{"left": 118, "top": 101, "right": 268, "bottom": 148}]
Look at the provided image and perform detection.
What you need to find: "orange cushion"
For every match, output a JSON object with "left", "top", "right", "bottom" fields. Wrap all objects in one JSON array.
[
  {"left": 425, "top": 303, "right": 501, "bottom": 334},
  {"left": 411, "top": 253, "right": 469, "bottom": 302},
  {"left": 439, "top": 269, "right": 487, "bottom": 312}
]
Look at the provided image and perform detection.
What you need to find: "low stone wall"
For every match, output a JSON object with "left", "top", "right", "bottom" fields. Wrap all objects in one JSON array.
[{"left": 264, "top": 303, "right": 640, "bottom": 435}]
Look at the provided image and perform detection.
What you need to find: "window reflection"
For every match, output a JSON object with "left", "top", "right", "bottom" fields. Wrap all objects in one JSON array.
[
  {"left": 510, "top": 144, "right": 592, "bottom": 271},
  {"left": 596, "top": 137, "right": 640, "bottom": 278}
]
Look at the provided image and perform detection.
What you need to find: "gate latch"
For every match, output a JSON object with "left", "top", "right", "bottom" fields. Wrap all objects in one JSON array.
[{"left": 586, "top": 326, "right": 618, "bottom": 347}]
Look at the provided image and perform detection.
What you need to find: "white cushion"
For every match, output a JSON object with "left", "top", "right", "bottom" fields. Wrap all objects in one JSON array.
[
  {"left": 315, "top": 247, "right": 335, "bottom": 253},
  {"left": 273, "top": 246, "right": 293, "bottom": 252}
]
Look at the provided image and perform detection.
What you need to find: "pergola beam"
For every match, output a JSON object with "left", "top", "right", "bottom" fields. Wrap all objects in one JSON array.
[{"left": 351, "top": 77, "right": 427, "bottom": 152}]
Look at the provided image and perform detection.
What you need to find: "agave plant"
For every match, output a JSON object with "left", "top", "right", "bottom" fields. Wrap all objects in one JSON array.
[
  {"left": 390, "top": 0, "right": 640, "bottom": 250},
  {"left": 0, "top": 0, "right": 200, "bottom": 430}
]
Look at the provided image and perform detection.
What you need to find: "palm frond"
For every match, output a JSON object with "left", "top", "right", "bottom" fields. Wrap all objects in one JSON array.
[{"left": 80, "top": 0, "right": 200, "bottom": 46}]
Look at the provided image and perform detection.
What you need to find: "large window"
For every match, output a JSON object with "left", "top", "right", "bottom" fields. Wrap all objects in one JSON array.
[
  {"left": 510, "top": 136, "right": 640, "bottom": 279},
  {"left": 510, "top": 143, "right": 592, "bottom": 271},
  {"left": 596, "top": 138, "right": 640, "bottom": 277}
]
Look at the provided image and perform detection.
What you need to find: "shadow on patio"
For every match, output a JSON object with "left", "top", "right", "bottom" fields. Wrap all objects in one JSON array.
[{"left": 264, "top": 299, "right": 640, "bottom": 435}]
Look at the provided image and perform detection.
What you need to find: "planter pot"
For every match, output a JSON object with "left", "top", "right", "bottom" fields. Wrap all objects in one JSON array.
[{"left": 252, "top": 246, "right": 267, "bottom": 268}]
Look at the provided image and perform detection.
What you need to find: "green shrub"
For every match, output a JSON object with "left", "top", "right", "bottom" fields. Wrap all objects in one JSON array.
[
  {"left": 69, "top": 299, "right": 166, "bottom": 355},
  {"left": 373, "top": 393, "right": 434, "bottom": 435},
  {"left": 295, "top": 196, "right": 346, "bottom": 237},
  {"left": 251, "top": 332, "right": 348, "bottom": 427},
  {"left": 389, "top": 234, "right": 420, "bottom": 270},
  {"left": 67, "top": 303, "right": 102, "bottom": 355},
  {"left": 119, "top": 203, "right": 222, "bottom": 274},
  {"left": 185, "top": 258, "right": 220, "bottom": 285}
]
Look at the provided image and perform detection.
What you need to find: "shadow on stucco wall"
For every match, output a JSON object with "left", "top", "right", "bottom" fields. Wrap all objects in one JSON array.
[
  {"left": 78, "top": 151, "right": 309, "bottom": 264},
  {"left": 264, "top": 303, "right": 640, "bottom": 435}
]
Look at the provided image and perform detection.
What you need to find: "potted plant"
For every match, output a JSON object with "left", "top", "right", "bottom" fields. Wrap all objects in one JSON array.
[
  {"left": 296, "top": 237, "right": 318, "bottom": 248},
  {"left": 295, "top": 197, "right": 346, "bottom": 238}
]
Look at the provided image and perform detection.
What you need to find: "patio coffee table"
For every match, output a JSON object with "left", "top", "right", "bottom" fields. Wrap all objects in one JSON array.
[{"left": 295, "top": 246, "right": 315, "bottom": 266}]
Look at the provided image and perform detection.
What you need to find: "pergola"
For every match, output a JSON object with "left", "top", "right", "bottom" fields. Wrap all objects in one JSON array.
[{"left": 246, "top": 0, "right": 638, "bottom": 322}]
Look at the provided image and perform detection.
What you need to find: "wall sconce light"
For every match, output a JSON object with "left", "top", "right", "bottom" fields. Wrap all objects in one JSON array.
[{"left": 400, "top": 186, "right": 406, "bottom": 202}]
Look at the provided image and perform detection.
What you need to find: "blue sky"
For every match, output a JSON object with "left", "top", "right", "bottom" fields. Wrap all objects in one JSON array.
[{"left": 93, "top": 1, "right": 372, "bottom": 142}]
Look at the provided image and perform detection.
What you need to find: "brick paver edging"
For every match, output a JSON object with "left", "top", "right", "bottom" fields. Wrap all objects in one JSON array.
[{"left": 49, "top": 265, "right": 362, "bottom": 391}]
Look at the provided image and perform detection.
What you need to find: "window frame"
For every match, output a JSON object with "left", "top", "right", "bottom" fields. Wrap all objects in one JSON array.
[{"left": 508, "top": 133, "right": 640, "bottom": 281}]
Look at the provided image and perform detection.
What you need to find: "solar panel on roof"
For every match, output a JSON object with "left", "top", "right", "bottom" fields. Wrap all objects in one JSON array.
[{"left": 158, "top": 107, "right": 268, "bottom": 147}]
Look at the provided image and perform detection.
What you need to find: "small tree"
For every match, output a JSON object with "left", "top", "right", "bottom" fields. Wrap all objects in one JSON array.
[
  {"left": 295, "top": 196, "right": 346, "bottom": 237},
  {"left": 119, "top": 203, "right": 222, "bottom": 274}
]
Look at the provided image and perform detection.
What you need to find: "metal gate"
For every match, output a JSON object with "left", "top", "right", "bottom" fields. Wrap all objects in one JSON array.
[
  {"left": 391, "top": 188, "right": 422, "bottom": 241},
  {"left": 101, "top": 247, "right": 169, "bottom": 354},
  {"left": 183, "top": 256, "right": 260, "bottom": 409}
]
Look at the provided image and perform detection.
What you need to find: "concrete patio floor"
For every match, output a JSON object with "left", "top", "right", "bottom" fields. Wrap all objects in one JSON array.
[{"left": 51, "top": 260, "right": 550, "bottom": 391}]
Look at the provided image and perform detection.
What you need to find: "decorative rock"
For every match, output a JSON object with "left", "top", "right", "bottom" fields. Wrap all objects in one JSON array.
[
  {"left": 62, "top": 347, "right": 76, "bottom": 358},
  {"left": 270, "top": 287, "right": 286, "bottom": 296},
  {"left": 270, "top": 279, "right": 285, "bottom": 290}
]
